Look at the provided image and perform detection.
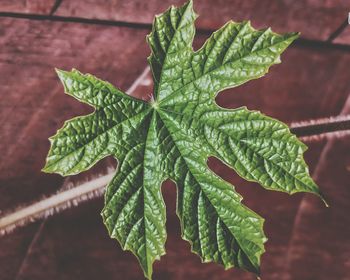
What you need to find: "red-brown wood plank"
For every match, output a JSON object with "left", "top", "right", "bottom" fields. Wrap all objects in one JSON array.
[
  {"left": 285, "top": 98, "right": 350, "bottom": 279},
  {"left": 0, "top": 0, "right": 55, "bottom": 14},
  {"left": 55, "top": 0, "right": 349, "bottom": 42},
  {"left": 214, "top": 43, "right": 350, "bottom": 123},
  {"left": 286, "top": 134, "right": 350, "bottom": 279}
]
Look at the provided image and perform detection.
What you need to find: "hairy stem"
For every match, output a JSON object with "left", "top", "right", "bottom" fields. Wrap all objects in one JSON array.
[
  {"left": 0, "top": 174, "right": 113, "bottom": 235},
  {"left": 0, "top": 65, "right": 349, "bottom": 235},
  {"left": 291, "top": 115, "right": 350, "bottom": 141}
]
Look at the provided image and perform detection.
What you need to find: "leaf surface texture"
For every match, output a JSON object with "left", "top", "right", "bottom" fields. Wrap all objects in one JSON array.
[{"left": 44, "top": 1, "right": 322, "bottom": 278}]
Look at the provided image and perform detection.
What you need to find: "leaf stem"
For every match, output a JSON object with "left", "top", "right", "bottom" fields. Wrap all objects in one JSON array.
[
  {"left": 0, "top": 174, "right": 113, "bottom": 236},
  {"left": 290, "top": 115, "right": 350, "bottom": 141},
  {"left": 1, "top": 114, "right": 349, "bottom": 236},
  {"left": 0, "top": 63, "right": 349, "bottom": 236}
]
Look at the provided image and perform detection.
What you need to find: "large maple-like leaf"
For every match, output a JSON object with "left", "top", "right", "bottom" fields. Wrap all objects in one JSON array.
[{"left": 43, "top": 1, "right": 324, "bottom": 278}]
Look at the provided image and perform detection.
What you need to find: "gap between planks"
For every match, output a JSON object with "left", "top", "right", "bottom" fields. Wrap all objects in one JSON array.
[{"left": 0, "top": 12, "right": 349, "bottom": 52}]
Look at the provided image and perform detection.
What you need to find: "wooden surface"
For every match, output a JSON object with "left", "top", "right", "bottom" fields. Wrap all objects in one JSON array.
[
  {"left": 54, "top": 0, "right": 350, "bottom": 42},
  {"left": 0, "top": 0, "right": 55, "bottom": 14},
  {"left": 0, "top": 1, "right": 349, "bottom": 280}
]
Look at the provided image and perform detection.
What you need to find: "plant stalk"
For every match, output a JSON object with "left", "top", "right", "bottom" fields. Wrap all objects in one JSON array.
[{"left": 0, "top": 67, "right": 349, "bottom": 236}]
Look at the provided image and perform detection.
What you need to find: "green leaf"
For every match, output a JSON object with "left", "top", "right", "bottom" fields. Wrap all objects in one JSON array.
[{"left": 43, "top": 1, "right": 324, "bottom": 278}]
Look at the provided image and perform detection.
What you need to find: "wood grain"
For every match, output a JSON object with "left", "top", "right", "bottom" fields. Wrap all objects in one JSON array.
[
  {"left": 0, "top": 0, "right": 55, "bottom": 14},
  {"left": 55, "top": 0, "right": 350, "bottom": 42},
  {"left": 286, "top": 123, "right": 350, "bottom": 278}
]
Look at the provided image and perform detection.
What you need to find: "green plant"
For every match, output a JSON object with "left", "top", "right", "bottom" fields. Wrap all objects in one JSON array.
[{"left": 43, "top": 0, "right": 324, "bottom": 278}]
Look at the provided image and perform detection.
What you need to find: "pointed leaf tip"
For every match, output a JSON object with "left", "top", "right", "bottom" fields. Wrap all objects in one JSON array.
[{"left": 55, "top": 68, "right": 66, "bottom": 80}]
